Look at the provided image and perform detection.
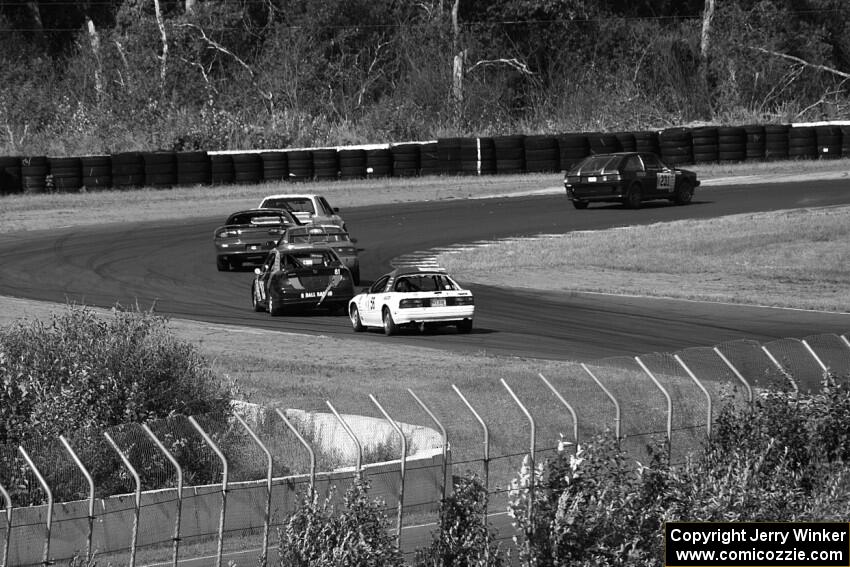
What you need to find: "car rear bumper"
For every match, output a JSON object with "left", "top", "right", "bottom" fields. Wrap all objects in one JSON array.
[
  {"left": 217, "top": 250, "right": 270, "bottom": 264},
  {"left": 391, "top": 306, "right": 475, "bottom": 325},
  {"left": 565, "top": 183, "right": 626, "bottom": 201}
]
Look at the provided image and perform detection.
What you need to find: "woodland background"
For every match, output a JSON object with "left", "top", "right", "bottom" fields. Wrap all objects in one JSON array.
[{"left": 1, "top": 0, "right": 849, "bottom": 155}]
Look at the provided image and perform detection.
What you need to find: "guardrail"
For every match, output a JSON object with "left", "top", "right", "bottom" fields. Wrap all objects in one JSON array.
[
  {"left": 2, "top": 122, "right": 849, "bottom": 196},
  {"left": 0, "top": 330, "right": 848, "bottom": 566}
]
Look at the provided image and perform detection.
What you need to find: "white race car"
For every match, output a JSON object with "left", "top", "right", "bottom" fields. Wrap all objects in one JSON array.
[{"left": 348, "top": 267, "right": 474, "bottom": 335}]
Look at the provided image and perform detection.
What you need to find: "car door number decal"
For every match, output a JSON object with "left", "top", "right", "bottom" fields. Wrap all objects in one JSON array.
[
  {"left": 658, "top": 173, "right": 674, "bottom": 191},
  {"left": 369, "top": 297, "right": 376, "bottom": 310}
]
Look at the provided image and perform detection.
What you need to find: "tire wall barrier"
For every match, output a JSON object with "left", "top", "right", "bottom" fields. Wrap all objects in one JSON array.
[{"left": 1, "top": 123, "right": 845, "bottom": 197}]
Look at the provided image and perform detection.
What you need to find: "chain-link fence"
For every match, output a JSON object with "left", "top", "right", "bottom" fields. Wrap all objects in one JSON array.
[{"left": 1, "top": 331, "right": 848, "bottom": 566}]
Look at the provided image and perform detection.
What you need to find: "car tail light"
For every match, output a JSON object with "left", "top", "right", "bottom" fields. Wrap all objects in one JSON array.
[
  {"left": 451, "top": 296, "right": 475, "bottom": 306},
  {"left": 601, "top": 174, "right": 621, "bottom": 182},
  {"left": 338, "top": 247, "right": 357, "bottom": 255},
  {"left": 565, "top": 175, "right": 581, "bottom": 184},
  {"left": 216, "top": 229, "right": 240, "bottom": 238},
  {"left": 399, "top": 298, "right": 426, "bottom": 308}
]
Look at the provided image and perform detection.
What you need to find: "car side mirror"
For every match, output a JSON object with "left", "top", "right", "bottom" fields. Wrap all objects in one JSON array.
[
  {"left": 350, "top": 238, "right": 358, "bottom": 244},
  {"left": 255, "top": 268, "right": 263, "bottom": 275}
]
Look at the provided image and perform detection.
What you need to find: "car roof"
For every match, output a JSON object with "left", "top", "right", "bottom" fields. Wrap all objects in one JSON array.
[
  {"left": 260, "top": 194, "right": 321, "bottom": 200},
  {"left": 384, "top": 266, "right": 449, "bottom": 279},
  {"left": 276, "top": 242, "right": 335, "bottom": 252},
  {"left": 223, "top": 208, "right": 297, "bottom": 223}
]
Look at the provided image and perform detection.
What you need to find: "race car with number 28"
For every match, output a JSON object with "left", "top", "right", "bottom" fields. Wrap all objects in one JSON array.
[
  {"left": 563, "top": 152, "right": 699, "bottom": 209},
  {"left": 251, "top": 244, "right": 355, "bottom": 315},
  {"left": 348, "top": 267, "right": 474, "bottom": 335}
]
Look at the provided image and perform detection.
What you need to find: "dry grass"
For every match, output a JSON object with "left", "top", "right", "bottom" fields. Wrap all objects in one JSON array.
[{"left": 438, "top": 206, "right": 850, "bottom": 312}]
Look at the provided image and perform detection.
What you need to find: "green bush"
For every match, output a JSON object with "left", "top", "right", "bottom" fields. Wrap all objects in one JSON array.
[
  {"left": 412, "top": 471, "right": 507, "bottom": 567},
  {"left": 277, "top": 479, "right": 403, "bottom": 567},
  {"left": 509, "top": 376, "right": 850, "bottom": 566},
  {"left": 0, "top": 304, "right": 235, "bottom": 505}
]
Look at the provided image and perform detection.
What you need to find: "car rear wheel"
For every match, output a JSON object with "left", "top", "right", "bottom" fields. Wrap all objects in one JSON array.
[
  {"left": 268, "top": 296, "right": 284, "bottom": 316},
  {"left": 673, "top": 181, "right": 694, "bottom": 205},
  {"left": 217, "top": 257, "right": 230, "bottom": 271},
  {"left": 350, "top": 305, "right": 365, "bottom": 332},
  {"left": 382, "top": 308, "right": 398, "bottom": 336},
  {"left": 351, "top": 267, "right": 361, "bottom": 285},
  {"left": 251, "top": 285, "right": 264, "bottom": 312},
  {"left": 624, "top": 184, "right": 642, "bottom": 209},
  {"left": 572, "top": 200, "right": 589, "bottom": 210},
  {"left": 456, "top": 319, "right": 473, "bottom": 334}
]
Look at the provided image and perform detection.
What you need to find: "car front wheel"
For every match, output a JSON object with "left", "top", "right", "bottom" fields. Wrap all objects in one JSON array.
[
  {"left": 456, "top": 319, "right": 473, "bottom": 334},
  {"left": 268, "top": 296, "right": 284, "bottom": 316},
  {"left": 572, "top": 200, "right": 589, "bottom": 210},
  {"left": 252, "top": 285, "right": 264, "bottom": 312},
  {"left": 350, "top": 305, "right": 365, "bottom": 332},
  {"left": 624, "top": 184, "right": 642, "bottom": 209},
  {"left": 382, "top": 308, "right": 398, "bottom": 336},
  {"left": 673, "top": 181, "right": 694, "bottom": 205}
]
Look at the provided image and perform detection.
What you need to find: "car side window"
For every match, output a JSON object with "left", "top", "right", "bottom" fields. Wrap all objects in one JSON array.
[
  {"left": 370, "top": 275, "right": 390, "bottom": 294},
  {"left": 319, "top": 197, "right": 335, "bottom": 214},
  {"left": 622, "top": 155, "right": 643, "bottom": 172},
  {"left": 641, "top": 154, "right": 662, "bottom": 170}
]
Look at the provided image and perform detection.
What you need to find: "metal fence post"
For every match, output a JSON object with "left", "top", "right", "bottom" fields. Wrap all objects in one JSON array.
[
  {"left": 713, "top": 347, "right": 753, "bottom": 403},
  {"left": 234, "top": 413, "right": 273, "bottom": 567},
  {"left": 407, "top": 388, "right": 449, "bottom": 504},
  {"left": 326, "top": 401, "right": 363, "bottom": 480},
  {"left": 634, "top": 357, "right": 673, "bottom": 459},
  {"left": 501, "top": 378, "right": 536, "bottom": 563},
  {"left": 580, "top": 363, "right": 621, "bottom": 443},
  {"left": 538, "top": 373, "right": 578, "bottom": 445},
  {"left": 801, "top": 339, "right": 830, "bottom": 376},
  {"left": 58, "top": 436, "right": 95, "bottom": 563},
  {"left": 141, "top": 423, "right": 184, "bottom": 567},
  {"left": 103, "top": 431, "right": 141, "bottom": 567},
  {"left": 761, "top": 345, "right": 799, "bottom": 394},
  {"left": 1, "top": 482, "right": 11, "bottom": 567},
  {"left": 188, "top": 416, "right": 228, "bottom": 567},
  {"left": 274, "top": 409, "right": 316, "bottom": 495},
  {"left": 673, "top": 355, "right": 713, "bottom": 439},
  {"left": 18, "top": 446, "right": 53, "bottom": 567},
  {"left": 451, "top": 383, "right": 490, "bottom": 563},
  {"left": 369, "top": 395, "right": 407, "bottom": 547}
]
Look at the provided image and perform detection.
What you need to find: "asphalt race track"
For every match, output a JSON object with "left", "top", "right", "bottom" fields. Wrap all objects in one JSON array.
[{"left": 0, "top": 179, "right": 848, "bottom": 361}]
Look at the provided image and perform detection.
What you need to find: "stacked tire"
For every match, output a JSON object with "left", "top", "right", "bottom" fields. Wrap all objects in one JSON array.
[
  {"left": 261, "top": 151, "right": 288, "bottom": 182},
  {"left": 21, "top": 156, "right": 49, "bottom": 193},
  {"left": 339, "top": 149, "right": 367, "bottom": 180},
  {"left": 366, "top": 148, "right": 393, "bottom": 178},
  {"left": 419, "top": 142, "right": 440, "bottom": 176},
  {"left": 287, "top": 150, "right": 314, "bottom": 181},
  {"left": 313, "top": 149, "right": 339, "bottom": 180},
  {"left": 614, "top": 132, "right": 637, "bottom": 152},
  {"left": 524, "top": 135, "right": 560, "bottom": 173},
  {"left": 659, "top": 128, "right": 693, "bottom": 165},
  {"left": 80, "top": 155, "right": 112, "bottom": 190},
  {"left": 744, "top": 124, "right": 766, "bottom": 161},
  {"left": 691, "top": 127, "right": 719, "bottom": 163},
  {"left": 231, "top": 152, "right": 263, "bottom": 184},
  {"left": 842, "top": 125, "right": 850, "bottom": 158},
  {"left": 143, "top": 151, "right": 178, "bottom": 187},
  {"left": 176, "top": 151, "right": 210, "bottom": 186},
  {"left": 459, "top": 138, "right": 482, "bottom": 175},
  {"left": 111, "top": 152, "right": 145, "bottom": 189},
  {"left": 0, "top": 156, "right": 22, "bottom": 195},
  {"left": 815, "top": 125, "right": 842, "bottom": 159},
  {"left": 587, "top": 132, "right": 621, "bottom": 155},
  {"left": 210, "top": 154, "right": 235, "bottom": 185},
  {"left": 788, "top": 126, "right": 818, "bottom": 160},
  {"left": 557, "top": 133, "right": 590, "bottom": 170},
  {"left": 764, "top": 124, "right": 790, "bottom": 161},
  {"left": 48, "top": 156, "right": 83, "bottom": 192},
  {"left": 479, "top": 137, "right": 497, "bottom": 175},
  {"left": 634, "top": 131, "right": 660, "bottom": 155},
  {"left": 390, "top": 144, "right": 420, "bottom": 177},
  {"left": 437, "top": 138, "right": 462, "bottom": 175},
  {"left": 717, "top": 126, "right": 746, "bottom": 162},
  {"left": 493, "top": 135, "right": 525, "bottom": 174}
]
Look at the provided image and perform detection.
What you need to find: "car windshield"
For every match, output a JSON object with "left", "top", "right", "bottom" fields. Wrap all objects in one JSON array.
[
  {"left": 227, "top": 212, "right": 289, "bottom": 225},
  {"left": 283, "top": 250, "right": 336, "bottom": 269},
  {"left": 571, "top": 155, "right": 621, "bottom": 174},
  {"left": 394, "top": 274, "right": 458, "bottom": 292},
  {"left": 263, "top": 197, "right": 314, "bottom": 214},
  {"left": 288, "top": 227, "right": 349, "bottom": 243}
]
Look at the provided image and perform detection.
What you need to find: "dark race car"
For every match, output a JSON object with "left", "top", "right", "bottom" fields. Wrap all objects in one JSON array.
[
  {"left": 563, "top": 152, "right": 700, "bottom": 209},
  {"left": 251, "top": 244, "right": 355, "bottom": 315},
  {"left": 213, "top": 208, "right": 301, "bottom": 271}
]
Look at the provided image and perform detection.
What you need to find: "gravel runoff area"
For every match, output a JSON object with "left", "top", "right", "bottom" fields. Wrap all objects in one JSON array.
[{"left": 1, "top": 160, "right": 849, "bottom": 368}]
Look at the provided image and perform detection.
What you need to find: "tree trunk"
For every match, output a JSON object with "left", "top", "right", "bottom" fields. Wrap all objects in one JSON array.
[
  {"left": 24, "top": 1, "right": 45, "bottom": 46},
  {"left": 701, "top": 0, "right": 715, "bottom": 61},
  {"left": 86, "top": 16, "right": 104, "bottom": 102},
  {"left": 185, "top": 0, "right": 196, "bottom": 15},
  {"left": 451, "top": 0, "right": 462, "bottom": 124},
  {"left": 153, "top": 0, "right": 169, "bottom": 93}
]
